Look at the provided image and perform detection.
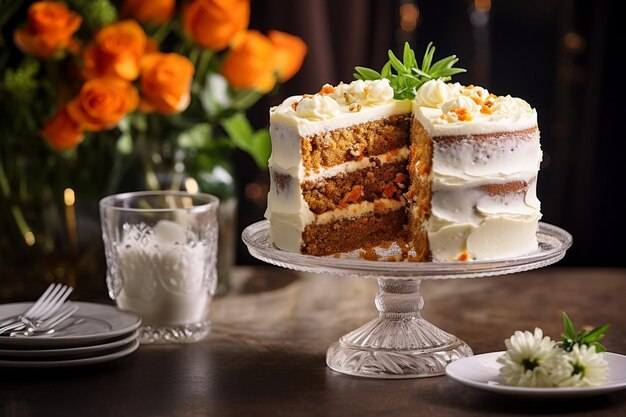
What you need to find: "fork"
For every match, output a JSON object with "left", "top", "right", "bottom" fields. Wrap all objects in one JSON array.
[
  {"left": 0, "top": 283, "right": 74, "bottom": 334},
  {"left": 10, "top": 304, "right": 80, "bottom": 337}
]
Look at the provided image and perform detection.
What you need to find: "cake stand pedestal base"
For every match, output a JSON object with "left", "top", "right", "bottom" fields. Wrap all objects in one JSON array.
[{"left": 326, "top": 278, "right": 472, "bottom": 378}]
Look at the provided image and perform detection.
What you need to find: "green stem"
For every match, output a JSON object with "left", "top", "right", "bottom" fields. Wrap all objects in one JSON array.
[
  {"left": 194, "top": 49, "right": 214, "bottom": 88},
  {"left": 10, "top": 205, "right": 32, "bottom": 244},
  {"left": 0, "top": 153, "right": 10, "bottom": 198},
  {"left": 0, "top": 149, "right": 33, "bottom": 246},
  {"left": 141, "top": 115, "right": 160, "bottom": 191},
  {"left": 189, "top": 46, "right": 201, "bottom": 67},
  {"left": 151, "top": 20, "right": 172, "bottom": 44}
]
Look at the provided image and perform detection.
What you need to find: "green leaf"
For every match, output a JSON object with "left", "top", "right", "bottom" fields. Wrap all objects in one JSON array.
[
  {"left": 430, "top": 55, "right": 459, "bottom": 72},
  {"left": 176, "top": 123, "right": 212, "bottom": 149},
  {"left": 230, "top": 89, "right": 263, "bottom": 110},
  {"left": 563, "top": 312, "right": 576, "bottom": 339},
  {"left": 199, "top": 73, "right": 230, "bottom": 117},
  {"left": 559, "top": 312, "right": 610, "bottom": 352},
  {"left": 354, "top": 66, "right": 381, "bottom": 80},
  {"left": 388, "top": 50, "right": 408, "bottom": 74},
  {"left": 116, "top": 132, "right": 133, "bottom": 155},
  {"left": 581, "top": 324, "right": 610, "bottom": 344},
  {"left": 221, "top": 112, "right": 254, "bottom": 152},
  {"left": 380, "top": 61, "right": 392, "bottom": 78},
  {"left": 248, "top": 129, "right": 271, "bottom": 168},
  {"left": 422, "top": 42, "right": 436, "bottom": 73},
  {"left": 404, "top": 42, "right": 418, "bottom": 69},
  {"left": 592, "top": 342, "right": 607, "bottom": 353}
]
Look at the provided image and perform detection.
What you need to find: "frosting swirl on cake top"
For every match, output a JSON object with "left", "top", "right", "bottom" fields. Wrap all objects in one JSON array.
[
  {"left": 270, "top": 79, "right": 410, "bottom": 136},
  {"left": 414, "top": 80, "right": 537, "bottom": 135}
]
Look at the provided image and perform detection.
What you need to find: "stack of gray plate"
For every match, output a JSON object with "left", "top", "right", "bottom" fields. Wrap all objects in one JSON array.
[{"left": 0, "top": 302, "right": 141, "bottom": 368}]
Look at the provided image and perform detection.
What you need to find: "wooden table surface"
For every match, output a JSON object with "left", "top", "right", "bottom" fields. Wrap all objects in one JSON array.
[{"left": 1, "top": 267, "right": 625, "bottom": 417}]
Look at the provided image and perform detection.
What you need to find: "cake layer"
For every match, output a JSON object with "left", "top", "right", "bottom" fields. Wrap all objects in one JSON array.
[
  {"left": 302, "top": 159, "right": 408, "bottom": 214},
  {"left": 300, "top": 114, "right": 411, "bottom": 173},
  {"left": 301, "top": 208, "right": 407, "bottom": 256},
  {"left": 268, "top": 79, "right": 411, "bottom": 177},
  {"left": 431, "top": 128, "right": 541, "bottom": 188}
]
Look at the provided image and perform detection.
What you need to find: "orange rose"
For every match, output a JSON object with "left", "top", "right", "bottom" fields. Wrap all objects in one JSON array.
[
  {"left": 41, "top": 107, "right": 84, "bottom": 150},
  {"left": 13, "top": 1, "right": 82, "bottom": 58},
  {"left": 221, "top": 31, "right": 276, "bottom": 92},
  {"left": 67, "top": 78, "right": 139, "bottom": 131},
  {"left": 81, "top": 20, "right": 149, "bottom": 81},
  {"left": 268, "top": 30, "right": 307, "bottom": 82},
  {"left": 182, "top": 0, "right": 249, "bottom": 50},
  {"left": 139, "top": 53, "right": 194, "bottom": 114},
  {"left": 121, "top": 0, "right": 175, "bottom": 25}
]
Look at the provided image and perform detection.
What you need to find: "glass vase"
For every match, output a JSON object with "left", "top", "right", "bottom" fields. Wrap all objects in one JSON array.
[
  {"left": 126, "top": 133, "right": 238, "bottom": 296},
  {"left": 0, "top": 191, "right": 106, "bottom": 301}
]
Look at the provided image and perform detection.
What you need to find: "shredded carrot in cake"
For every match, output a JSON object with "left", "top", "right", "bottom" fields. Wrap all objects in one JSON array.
[
  {"left": 339, "top": 185, "right": 364, "bottom": 207},
  {"left": 457, "top": 251, "right": 469, "bottom": 261},
  {"left": 480, "top": 105, "right": 492, "bottom": 115},
  {"left": 382, "top": 183, "right": 398, "bottom": 199}
]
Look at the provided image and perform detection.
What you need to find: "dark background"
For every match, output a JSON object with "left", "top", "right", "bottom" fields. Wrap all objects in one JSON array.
[{"left": 235, "top": 0, "right": 625, "bottom": 267}]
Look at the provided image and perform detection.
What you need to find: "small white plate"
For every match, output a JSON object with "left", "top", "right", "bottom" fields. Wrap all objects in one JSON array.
[
  {"left": 0, "top": 339, "right": 140, "bottom": 368},
  {"left": 0, "top": 330, "right": 138, "bottom": 358},
  {"left": 0, "top": 302, "right": 141, "bottom": 348},
  {"left": 446, "top": 351, "right": 626, "bottom": 398}
]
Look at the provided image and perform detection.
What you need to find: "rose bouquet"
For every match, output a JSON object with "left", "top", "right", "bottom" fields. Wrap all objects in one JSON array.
[{"left": 0, "top": 0, "right": 306, "bottom": 290}]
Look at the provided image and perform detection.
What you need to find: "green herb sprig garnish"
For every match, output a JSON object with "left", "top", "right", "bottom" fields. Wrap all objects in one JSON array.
[
  {"left": 354, "top": 42, "right": 466, "bottom": 100},
  {"left": 559, "top": 312, "right": 610, "bottom": 353}
]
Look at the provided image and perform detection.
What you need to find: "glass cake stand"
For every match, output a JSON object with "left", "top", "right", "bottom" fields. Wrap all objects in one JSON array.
[{"left": 242, "top": 220, "right": 572, "bottom": 379}]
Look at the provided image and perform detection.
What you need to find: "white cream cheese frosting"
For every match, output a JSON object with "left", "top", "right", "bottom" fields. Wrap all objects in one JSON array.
[
  {"left": 413, "top": 80, "right": 537, "bottom": 136},
  {"left": 269, "top": 79, "right": 411, "bottom": 138}
]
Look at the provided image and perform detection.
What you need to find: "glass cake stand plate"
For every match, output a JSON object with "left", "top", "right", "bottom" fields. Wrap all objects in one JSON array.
[{"left": 242, "top": 221, "right": 572, "bottom": 379}]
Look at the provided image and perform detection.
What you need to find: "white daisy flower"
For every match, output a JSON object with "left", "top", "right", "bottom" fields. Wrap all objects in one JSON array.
[
  {"left": 497, "top": 328, "right": 558, "bottom": 387},
  {"left": 553, "top": 344, "right": 608, "bottom": 387}
]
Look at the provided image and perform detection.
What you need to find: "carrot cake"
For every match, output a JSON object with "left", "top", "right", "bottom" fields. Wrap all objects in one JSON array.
[{"left": 265, "top": 46, "right": 542, "bottom": 261}]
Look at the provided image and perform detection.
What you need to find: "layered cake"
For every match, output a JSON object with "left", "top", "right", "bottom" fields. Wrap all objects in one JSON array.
[{"left": 265, "top": 49, "right": 542, "bottom": 261}]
